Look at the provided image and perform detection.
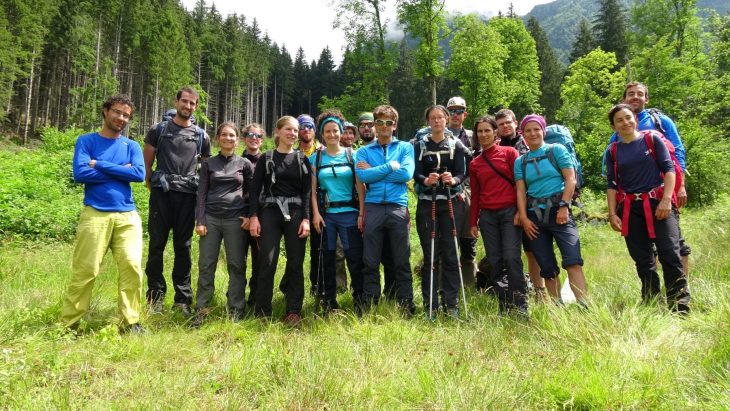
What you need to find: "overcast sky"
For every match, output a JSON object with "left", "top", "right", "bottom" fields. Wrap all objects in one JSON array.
[{"left": 180, "top": 0, "right": 552, "bottom": 65}]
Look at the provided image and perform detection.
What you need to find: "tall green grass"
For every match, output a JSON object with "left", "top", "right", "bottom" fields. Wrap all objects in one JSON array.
[{"left": 0, "top": 196, "right": 728, "bottom": 409}]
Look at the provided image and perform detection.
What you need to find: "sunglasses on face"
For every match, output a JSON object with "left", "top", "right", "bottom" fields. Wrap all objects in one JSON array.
[
  {"left": 359, "top": 122, "right": 374, "bottom": 128},
  {"left": 245, "top": 132, "right": 263, "bottom": 139},
  {"left": 449, "top": 109, "right": 466, "bottom": 115},
  {"left": 374, "top": 119, "right": 395, "bottom": 127},
  {"left": 299, "top": 124, "right": 315, "bottom": 131}
]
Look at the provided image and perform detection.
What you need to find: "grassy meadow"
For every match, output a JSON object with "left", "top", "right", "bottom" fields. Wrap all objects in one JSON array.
[{"left": 1, "top": 191, "right": 729, "bottom": 409}]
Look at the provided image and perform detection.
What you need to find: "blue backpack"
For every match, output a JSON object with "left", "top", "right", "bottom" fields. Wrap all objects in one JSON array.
[{"left": 543, "top": 124, "right": 585, "bottom": 192}]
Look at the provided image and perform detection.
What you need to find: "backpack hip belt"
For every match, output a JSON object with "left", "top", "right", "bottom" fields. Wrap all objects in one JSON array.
[
  {"left": 616, "top": 185, "right": 664, "bottom": 240},
  {"left": 527, "top": 192, "right": 563, "bottom": 224},
  {"left": 261, "top": 196, "right": 302, "bottom": 222}
]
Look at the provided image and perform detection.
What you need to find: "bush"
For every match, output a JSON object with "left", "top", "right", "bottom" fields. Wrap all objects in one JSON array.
[{"left": 681, "top": 119, "right": 730, "bottom": 207}]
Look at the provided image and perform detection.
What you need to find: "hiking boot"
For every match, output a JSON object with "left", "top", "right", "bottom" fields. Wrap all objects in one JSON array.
[
  {"left": 283, "top": 312, "right": 302, "bottom": 327},
  {"left": 229, "top": 309, "right": 245, "bottom": 322},
  {"left": 148, "top": 299, "right": 164, "bottom": 314},
  {"left": 120, "top": 323, "right": 147, "bottom": 335},
  {"left": 424, "top": 304, "right": 439, "bottom": 320},
  {"left": 398, "top": 300, "right": 417, "bottom": 318},
  {"left": 190, "top": 314, "right": 206, "bottom": 329},
  {"left": 173, "top": 303, "right": 193, "bottom": 317},
  {"left": 446, "top": 307, "right": 460, "bottom": 319},
  {"left": 673, "top": 302, "right": 690, "bottom": 315},
  {"left": 323, "top": 299, "right": 340, "bottom": 313}
]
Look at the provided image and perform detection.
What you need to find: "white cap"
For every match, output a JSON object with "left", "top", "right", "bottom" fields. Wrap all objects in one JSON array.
[{"left": 446, "top": 96, "right": 466, "bottom": 109}]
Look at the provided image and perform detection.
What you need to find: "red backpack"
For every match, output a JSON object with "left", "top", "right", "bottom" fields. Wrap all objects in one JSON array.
[{"left": 609, "top": 129, "right": 684, "bottom": 202}]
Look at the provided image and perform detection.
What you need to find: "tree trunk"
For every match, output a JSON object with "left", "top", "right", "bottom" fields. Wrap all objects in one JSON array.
[{"left": 23, "top": 48, "right": 37, "bottom": 145}]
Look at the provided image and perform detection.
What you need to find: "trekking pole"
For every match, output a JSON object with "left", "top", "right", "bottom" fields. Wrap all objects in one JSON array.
[
  {"left": 428, "top": 177, "right": 437, "bottom": 320},
  {"left": 445, "top": 183, "right": 469, "bottom": 319},
  {"left": 317, "top": 228, "right": 326, "bottom": 313}
]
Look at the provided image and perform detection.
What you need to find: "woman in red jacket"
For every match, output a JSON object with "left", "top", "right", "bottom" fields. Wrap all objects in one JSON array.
[{"left": 469, "top": 115, "right": 528, "bottom": 316}]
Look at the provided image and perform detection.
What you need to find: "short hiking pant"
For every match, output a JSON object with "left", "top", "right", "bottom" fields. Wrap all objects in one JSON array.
[
  {"left": 526, "top": 207, "right": 584, "bottom": 279},
  {"left": 61, "top": 207, "right": 143, "bottom": 326},
  {"left": 145, "top": 188, "right": 195, "bottom": 305},
  {"left": 195, "top": 214, "right": 246, "bottom": 313}
]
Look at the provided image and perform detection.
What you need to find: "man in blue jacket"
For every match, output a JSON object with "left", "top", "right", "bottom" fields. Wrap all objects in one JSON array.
[
  {"left": 61, "top": 95, "right": 146, "bottom": 333},
  {"left": 355, "top": 105, "right": 416, "bottom": 314},
  {"left": 607, "top": 82, "right": 691, "bottom": 275}
]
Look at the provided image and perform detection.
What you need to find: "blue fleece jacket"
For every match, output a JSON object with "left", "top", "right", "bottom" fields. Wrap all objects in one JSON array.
[
  {"left": 73, "top": 132, "right": 145, "bottom": 212},
  {"left": 354, "top": 139, "right": 414, "bottom": 207}
]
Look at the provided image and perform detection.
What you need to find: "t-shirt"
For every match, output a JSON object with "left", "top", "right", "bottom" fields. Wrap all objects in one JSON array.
[
  {"left": 144, "top": 120, "right": 211, "bottom": 193},
  {"left": 196, "top": 153, "right": 254, "bottom": 224},
  {"left": 606, "top": 133, "right": 674, "bottom": 193},
  {"left": 514, "top": 143, "right": 573, "bottom": 200},
  {"left": 310, "top": 149, "right": 358, "bottom": 214},
  {"left": 72, "top": 132, "right": 145, "bottom": 212}
]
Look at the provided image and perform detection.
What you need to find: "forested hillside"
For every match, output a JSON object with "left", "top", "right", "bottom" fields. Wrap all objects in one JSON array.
[{"left": 525, "top": 0, "right": 729, "bottom": 62}]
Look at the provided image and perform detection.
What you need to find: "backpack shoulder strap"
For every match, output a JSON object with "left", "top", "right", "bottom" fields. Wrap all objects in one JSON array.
[
  {"left": 448, "top": 137, "right": 456, "bottom": 160},
  {"left": 152, "top": 121, "right": 169, "bottom": 153},
  {"left": 417, "top": 138, "right": 426, "bottom": 161},
  {"left": 194, "top": 125, "right": 204, "bottom": 155},
  {"left": 544, "top": 144, "right": 562, "bottom": 175},
  {"left": 298, "top": 150, "right": 308, "bottom": 178},
  {"left": 647, "top": 108, "right": 666, "bottom": 135}
]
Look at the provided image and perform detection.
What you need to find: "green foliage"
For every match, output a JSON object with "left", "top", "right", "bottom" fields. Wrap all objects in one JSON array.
[
  {"left": 557, "top": 49, "right": 625, "bottom": 192},
  {"left": 487, "top": 17, "right": 542, "bottom": 115},
  {"left": 397, "top": 0, "right": 448, "bottom": 103},
  {"left": 447, "top": 14, "right": 507, "bottom": 117},
  {"left": 680, "top": 118, "right": 730, "bottom": 207},
  {"left": 0, "top": 129, "right": 81, "bottom": 240}
]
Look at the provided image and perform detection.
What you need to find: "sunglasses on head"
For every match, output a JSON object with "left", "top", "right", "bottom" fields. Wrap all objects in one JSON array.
[
  {"left": 449, "top": 109, "right": 466, "bottom": 115},
  {"left": 245, "top": 132, "right": 263, "bottom": 139},
  {"left": 299, "top": 124, "right": 315, "bottom": 130},
  {"left": 374, "top": 119, "right": 395, "bottom": 127}
]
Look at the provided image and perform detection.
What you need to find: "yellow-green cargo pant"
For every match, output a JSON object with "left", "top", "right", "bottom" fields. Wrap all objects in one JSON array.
[{"left": 61, "top": 207, "right": 144, "bottom": 326}]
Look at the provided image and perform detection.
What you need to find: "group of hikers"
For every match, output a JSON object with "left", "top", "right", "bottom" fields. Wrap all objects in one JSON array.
[{"left": 60, "top": 82, "right": 691, "bottom": 333}]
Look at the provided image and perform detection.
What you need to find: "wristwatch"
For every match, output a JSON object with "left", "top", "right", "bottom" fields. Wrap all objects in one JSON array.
[{"left": 558, "top": 200, "right": 571, "bottom": 209}]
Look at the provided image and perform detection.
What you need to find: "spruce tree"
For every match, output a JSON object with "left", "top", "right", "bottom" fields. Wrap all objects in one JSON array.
[
  {"left": 593, "top": 0, "right": 629, "bottom": 65},
  {"left": 526, "top": 16, "right": 564, "bottom": 122},
  {"left": 569, "top": 19, "right": 597, "bottom": 64}
]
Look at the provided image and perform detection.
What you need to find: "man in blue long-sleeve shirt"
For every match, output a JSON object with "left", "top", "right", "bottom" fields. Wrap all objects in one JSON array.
[
  {"left": 607, "top": 82, "right": 691, "bottom": 274},
  {"left": 61, "top": 95, "right": 147, "bottom": 333},
  {"left": 355, "top": 105, "right": 416, "bottom": 314}
]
